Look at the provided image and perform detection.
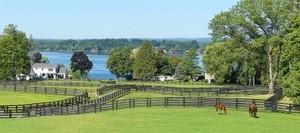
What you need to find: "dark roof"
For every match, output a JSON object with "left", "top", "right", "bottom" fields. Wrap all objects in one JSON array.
[
  {"left": 32, "top": 63, "right": 59, "bottom": 68},
  {"left": 58, "top": 67, "right": 67, "bottom": 74}
]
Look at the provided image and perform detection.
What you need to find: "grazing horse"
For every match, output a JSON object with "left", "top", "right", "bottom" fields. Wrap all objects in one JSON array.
[
  {"left": 249, "top": 103, "right": 258, "bottom": 118},
  {"left": 214, "top": 103, "right": 227, "bottom": 115}
]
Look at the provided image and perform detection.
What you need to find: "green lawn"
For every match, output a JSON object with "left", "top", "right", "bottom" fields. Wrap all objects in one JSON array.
[
  {"left": 0, "top": 91, "right": 71, "bottom": 105},
  {"left": 279, "top": 96, "right": 293, "bottom": 104},
  {"left": 118, "top": 92, "right": 272, "bottom": 100},
  {"left": 0, "top": 107, "right": 299, "bottom": 133}
]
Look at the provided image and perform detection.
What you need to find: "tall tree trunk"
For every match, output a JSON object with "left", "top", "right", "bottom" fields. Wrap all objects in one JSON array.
[
  {"left": 252, "top": 76, "right": 255, "bottom": 86},
  {"left": 268, "top": 54, "right": 274, "bottom": 94},
  {"left": 80, "top": 70, "right": 83, "bottom": 79}
]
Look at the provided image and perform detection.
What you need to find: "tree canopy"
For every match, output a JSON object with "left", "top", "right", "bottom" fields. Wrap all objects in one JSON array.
[
  {"left": 106, "top": 47, "right": 133, "bottom": 79},
  {"left": 70, "top": 51, "right": 93, "bottom": 79},
  {"left": 0, "top": 24, "right": 31, "bottom": 80},
  {"left": 207, "top": 0, "right": 293, "bottom": 93},
  {"left": 133, "top": 41, "right": 157, "bottom": 80}
]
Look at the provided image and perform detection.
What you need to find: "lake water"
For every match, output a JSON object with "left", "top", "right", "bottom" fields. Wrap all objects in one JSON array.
[{"left": 40, "top": 52, "right": 203, "bottom": 80}]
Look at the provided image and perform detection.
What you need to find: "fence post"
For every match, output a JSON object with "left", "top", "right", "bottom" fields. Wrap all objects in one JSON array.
[
  {"left": 77, "top": 104, "right": 80, "bottom": 114},
  {"left": 164, "top": 98, "right": 167, "bottom": 107},
  {"left": 34, "top": 86, "right": 37, "bottom": 93},
  {"left": 146, "top": 98, "right": 149, "bottom": 107},
  {"left": 9, "top": 110, "right": 12, "bottom": 118},
  {"left": 197, "top": 98, "right": 200, "bottom": 108},
  {"left": 133, "top": 99, "right": 135, "bottom": 108},
  {"left": 94, "top": 102, "right": 97, "bottom": 113},
  {"left": 61, "top": 106, "right": 63, "bottom": 115},
  {"left": 116, "top": 100, "right": 118, "bottom": 110},
  {"left": 55, "top": 88, "right": 57, "bottom": 95},
  {"left": 183, "top": 97, "right": 186, "bottom": 108},
  {"left": 27, "top": 109, "right": 30, "bottom": 117},
  {"left": 25, "top": 86, "right": 27, "bottom": 93},
  {"left": 45, "top": 87, "right": 47, "bottom": 94},
  {"left": 112, "top": 100, "right": 115, "bottom": 110},
  {"left": 129, "top": 99, "right": 131, "bottom": 108},
  {"left": 235, "top": 99, "right": 238, "bottom": 110},
  {"left": 289, "top": 104, "right": 292, "bottom": 114}
]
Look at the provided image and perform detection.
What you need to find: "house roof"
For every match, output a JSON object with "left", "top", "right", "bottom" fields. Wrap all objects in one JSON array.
[
  {"left": 32, "top": 63, "right": 59, "bottom": 68},
  {"left": 58, "top": 67, "right": 67, "bottom": 74}
]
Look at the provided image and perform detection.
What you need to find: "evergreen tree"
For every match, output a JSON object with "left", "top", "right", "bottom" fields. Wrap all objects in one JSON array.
[
  {"left": 133, "top": 41, "right": 157, "bottom": 80},
  {"left": 174, "top": 63, "right": 186, "bottom": 81},
  {"left": 0, "top": 24, "right": 31, "bottom": 80}
]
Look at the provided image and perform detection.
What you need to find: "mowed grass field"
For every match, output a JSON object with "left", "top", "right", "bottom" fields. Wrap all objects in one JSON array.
[
  {"left": 0, "top": 107, "right": 299, "bottom": 133},
  {"left": 0, "top": 91, "right": 71, "bottom": 105},
  {"left": 118, "top": 92, "right": 273, "bottom": 100}
]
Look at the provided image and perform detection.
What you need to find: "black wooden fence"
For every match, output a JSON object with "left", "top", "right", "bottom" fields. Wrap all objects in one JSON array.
[
  {"left": 97, "top": 84, "right": 274, "bottom": 96},
  {"left": 6, "top": 97, "right": 299, "bottom": 118},
  {"left": 0, "top": 92, "right": 89, "bottom": 118},
  {"left": 0, "top": 85, "right": 89, "bottom": 96},
  {"left": 0, "top": 81, "right": 106, "bottom": 87},
  {"left": 1, "top": 84, "right": 299, "bottom": 119}
]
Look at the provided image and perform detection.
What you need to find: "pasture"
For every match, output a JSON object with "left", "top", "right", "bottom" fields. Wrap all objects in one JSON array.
[
  {"left": 0, "top": 91, "right": 71, "bottom": 105},
  {"left": 0, "top": 107, "right": 299, "bottom": 133}
]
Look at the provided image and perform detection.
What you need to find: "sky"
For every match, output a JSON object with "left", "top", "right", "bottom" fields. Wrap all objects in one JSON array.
[{"left": 0, "top": 0, "right": 239, "bottom": 39}]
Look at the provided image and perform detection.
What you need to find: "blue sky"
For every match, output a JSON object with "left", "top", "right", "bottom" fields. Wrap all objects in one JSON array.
[{"left": 0, "top": 0, "right": 239, "bottom": 39}]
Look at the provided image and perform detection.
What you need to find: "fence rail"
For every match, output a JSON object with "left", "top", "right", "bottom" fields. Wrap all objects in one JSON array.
[
  {"left": 1, "top": 83, "right": 298, "bottom": 119},
  {"left": 0, "top": 81, "right": 107, "bottom": 87},
  {"left": 97, "top": 84, "right": 274, "bottom": 96},
  {"left": 6, "top": 97, "right": 299, "bottom": 118},
  {"left": 1, "top": 85, "right": 90, "bottom": 96}
]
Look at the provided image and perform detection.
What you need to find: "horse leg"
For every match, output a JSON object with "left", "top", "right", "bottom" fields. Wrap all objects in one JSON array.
[
  {"left": 224, "top": 108, "right": 227, "bottom": 115},
  {"left": 254, "top": 108, "right": 257, "bottom": 117}
]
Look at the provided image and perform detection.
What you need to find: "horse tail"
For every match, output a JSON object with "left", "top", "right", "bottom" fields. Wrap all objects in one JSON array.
[{"left": 224, "top": 107, "right": 227, "bottom": 115}]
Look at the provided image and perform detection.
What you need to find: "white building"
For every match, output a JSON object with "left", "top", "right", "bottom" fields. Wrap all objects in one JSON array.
[
  {"left": 31, "top": 63, "right": 66, "bottom": 80},
  {"left": 205, "top": 72, "right": 214, "bottom": 83}
]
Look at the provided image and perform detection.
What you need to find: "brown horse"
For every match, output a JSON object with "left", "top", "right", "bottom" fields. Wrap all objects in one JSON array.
[
  {"left": 249, "top": 103, "right": 258, "bottom": 118},
  {"left": 214, "top": 103, "right": 227, "bottom": 115}
]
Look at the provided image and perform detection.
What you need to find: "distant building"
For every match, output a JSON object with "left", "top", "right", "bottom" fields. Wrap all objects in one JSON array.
[
  {"left": 30, "top": 63, "right": 67, "bottom": 80},
  {"left": 204, "top": 73, "right": 214, "bottom": 83}
]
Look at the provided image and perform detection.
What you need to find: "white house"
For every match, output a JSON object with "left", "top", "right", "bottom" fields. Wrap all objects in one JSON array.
[{"left": 31, "top": 63, "right": 66, "bottom": 80}]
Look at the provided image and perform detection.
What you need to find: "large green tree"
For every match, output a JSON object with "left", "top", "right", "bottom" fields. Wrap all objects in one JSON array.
[
  {"left": 208, "top": 0, "right": 292, "bottom": 93},
  {"left": 106, "top": 47, "right": 133, "bottom": 80},
  {"left": 133, "top": 41, "right": 157, "bottom": 80},
  {"left": 181, "top": 49, "right": 201, "bottom": 80},
  {"left": 280, "top": 10, "right": 300, "bottom": 104},
  {"left": 203, "top": 42, "right": 240, "bottom": 83},
  {"left": 70, "top": 51, "right": 93, "bottom": 79},
  {"left": 0, "top": 24, "right": 31, "bottom": 80}
]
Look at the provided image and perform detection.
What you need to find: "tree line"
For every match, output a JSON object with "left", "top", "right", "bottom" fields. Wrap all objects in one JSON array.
[
  {"left": 203, "top": 0, "right": 300, "bottom": 103},
  {"left": 34, "top": 38, "right": 209, "bottom": 54},
  {"left": 106, "top": 41, "right": 201, "bottom": 81}
]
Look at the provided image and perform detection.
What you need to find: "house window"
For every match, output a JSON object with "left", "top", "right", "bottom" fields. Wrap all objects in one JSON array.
[{"left": 49, "top": 68, "right": 53, "bottom": 71}]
